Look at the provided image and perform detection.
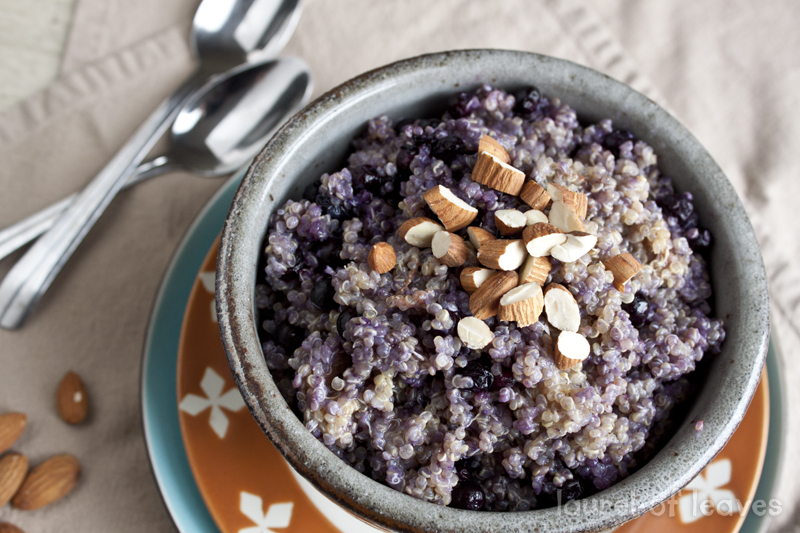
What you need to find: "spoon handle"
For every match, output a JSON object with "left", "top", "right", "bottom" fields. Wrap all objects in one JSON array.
[
  {"left": 0, "top": 74, "right": 202, "bottom": 329},
  {"left": 0, "top": 156, "right": 174, "bottom": 263}
]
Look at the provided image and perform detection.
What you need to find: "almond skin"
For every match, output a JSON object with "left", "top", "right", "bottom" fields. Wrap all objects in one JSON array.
[
  {"left": 368, "top": 242, "right": 397, "bottom": 274},
  {"left": 0, "top": 414, "right": 26, "bottom": 455},
  {"left": 520, "top": 181, "right": 551, "bottom": 210},
  {"left": 0, "top": 523, "right": 25, "bottom": 533},
  {"left": 12, "top": 455, "right": 80, "bottom": 511},
  {"left": 57, "top": 372, "right": 88, "bottom": 425},
  {"left": 469, "top": 271, "right": 519, "bottom": 320},
  {"left": 0, "top": 453, "right": 29, "bottom": 508},
  {"left": 603, "top": 252, "right": 643, "bottom": 291},
  {"left": 478, "top": 135, "right": 510, "bottom": 164}
]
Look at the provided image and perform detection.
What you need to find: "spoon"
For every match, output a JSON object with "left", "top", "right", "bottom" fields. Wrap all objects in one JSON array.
[
  {"left": 0, "top": 57, "right": 312, "bottom": 264},
  {"left": 0, "top": 0, "right": 303, "bottom": 329}
]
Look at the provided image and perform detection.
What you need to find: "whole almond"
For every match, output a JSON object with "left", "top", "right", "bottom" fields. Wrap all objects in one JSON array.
[
  {"left": 0, "top": 414, "right": 27, "bottom": 455},
  {"left": 12, "top": 454, "right": 80, "bottom": 511},
  {"left": 0, "top": 453, "right": 29, "bottom": 508},
  {"left": 0, "top": 523, "right": 25, "bottom": 533},
  {"left": 56, "top": 372, "right": 88, "bottom": 425}
]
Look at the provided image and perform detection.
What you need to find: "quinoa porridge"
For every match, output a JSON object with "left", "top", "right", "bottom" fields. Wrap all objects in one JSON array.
[{"left": 254, "top": 84, "right": 725, "bottom": 511}]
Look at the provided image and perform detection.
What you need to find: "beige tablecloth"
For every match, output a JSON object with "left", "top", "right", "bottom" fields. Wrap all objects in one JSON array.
[{"left": 1, "top": 1, "right": 798, "bottom": 531}]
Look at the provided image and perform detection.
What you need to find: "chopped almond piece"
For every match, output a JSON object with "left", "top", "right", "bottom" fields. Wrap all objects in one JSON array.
[
  {"left": 431, "top": 231, "right": 467, "bottom": 267},
  {"left": 519, "top": 255, "right": 552, "bottom": 286},
  {"left": 523, "top": 223, "right": 567, "bottom": 257},
  {"left": 494, "top": 209, "right": 527, "bottom": 236},
  {"left": 524, "top": 209, "right": 548, "bottom": 226},
  {"left": 457, "top": 317, "right": 494, "bottom": 350},
  {"left": 472, "top": 152, "right": 525, "bottom": 195},
  {"left": 498, "top": 282, "right": 544, "bottom": 326},
  {"left": 543, "top": 283, "right": 581, "bottom": 332},
  {"left": 520, "top": 181, "right": 551, "bottom": 210},
  {"left": 554, "top": 331, "right": 590, "bottom": 370},
  {"left": 548, "top": 200, "right": 585, "bottom": 233},
  {"left": 469, "top": 271, "right": 519, "bottom": 320},
  {"left": 550, "top": 232, "right": 597, "bottom": 263},
  {"left": 398, "top": 217, "right": 444, "bottom": 247},
  {"left": 547, "top": 184, "right": 588, "bottom": 218},
  {"left": 368, "top": 242, "right": 396, "bottom": 273},
  {"left": 460, "top": 267, "right": 495, "bottom": 294},
  {"left": 423, "top": 185, "right": 478, "bottom": 231},
  {"left": 477, "top": 239, "right": 527, "bottom": 271},
  {"left": 467, "top": 227, "right": 496, "bottom": 250},
  {"left": 478, "top": 135, "right": 510, "bottom": 164},
  {"left": 603, "top": 252, "right": 642, "bottom": 292}
]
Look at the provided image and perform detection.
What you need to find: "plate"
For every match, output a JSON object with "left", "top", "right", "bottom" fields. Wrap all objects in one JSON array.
[{"left": 141, "top": 170, "right": 786, "bottom": 533}]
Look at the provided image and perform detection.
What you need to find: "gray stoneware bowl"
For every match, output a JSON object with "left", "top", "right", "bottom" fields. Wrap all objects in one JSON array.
[{"left": 217, "top": 50, "right": 769, "bottom": 533}]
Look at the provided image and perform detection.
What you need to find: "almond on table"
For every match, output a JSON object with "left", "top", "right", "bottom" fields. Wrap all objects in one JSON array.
[
  {"left": 0, "top": 414, "right": 26, "bottom": 455},
  {"left": 368, "top": 242, "right": 397, "bottom": 273},
  {"left": 423, "top": 185, "right": 478, "bottom": 231},
  {"left": 398, "top": 217, "right": 444, "bottom": 247},
  {"left": 477, "top": 239, "right": 527, "bottom": 271},
  {"left": 471, "top": 152, "right": 525, "bottom": 195},
  {"left": 431, "top": 231, "right": 467, "bottom": 267},
  {"left": 56, "top": 371, "right": 88, "bottom": 425},
  {"left": 0, "top": 453, "right": 28, "bottom": 508},
  {"left": 12, "top": 454, "right": 80, "bottom": 511}
]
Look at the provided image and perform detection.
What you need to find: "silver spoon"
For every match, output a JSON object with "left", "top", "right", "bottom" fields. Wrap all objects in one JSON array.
[
  {"left": 0, "top": 57, "right": 312, "bottom": 264},
  {"left": 0, "top": 0, "right": 303, "bottom": 329}
]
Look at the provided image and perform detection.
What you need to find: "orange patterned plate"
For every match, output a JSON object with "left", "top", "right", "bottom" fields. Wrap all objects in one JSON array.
[{"left": 176, "top": 237, "right": 769, "bottom": 533}]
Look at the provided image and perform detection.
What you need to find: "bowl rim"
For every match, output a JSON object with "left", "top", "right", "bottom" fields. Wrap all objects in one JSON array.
[{"left": 216, "top": 49, "right": 770, "bottom": 533}]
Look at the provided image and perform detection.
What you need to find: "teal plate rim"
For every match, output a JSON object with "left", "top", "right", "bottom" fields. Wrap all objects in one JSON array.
[{"left": 139, "top": 171, "right": 786, "bottom": 533}]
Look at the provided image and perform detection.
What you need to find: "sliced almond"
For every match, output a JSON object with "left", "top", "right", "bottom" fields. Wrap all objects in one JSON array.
[
  {"left": 519, "top": 255, "right": 552, "bottom": 286},
  {"left": 478, "top": 135, "right": 510, "bottom": 164},
  {"left": 368, "top": 242, "right": 397, "bottom": 274},
  {"left": 498, "top": 283, "right": 544, "bottom": 326},
  {"left": 544, "top": 283, "right": 581, "bottom": 333},
  {"left": 494, "top": 209, "right": 527, "bottom": 236},
  {"left": 0, "top": 414, "right": 26, "bottom": 455},
  {"left": 12, "top": 454, "right": 80, "bottom": 511},
  {"left": 547, "top": 184, "right": 588, "bottom": 218},
  {"left": 56, "top": 372, "right": 88, "bottom": 425},
  {"left": 477, "top": 239, "right": 527, "bottom": 271},
  {"left": 460, "top": 267, "right": 495, "bottom": 294},
  {"left": 522, "top": 223, "right": 567, "bottom": 257},
  {"left": 469, "top": 271, "right": 519, "bottom": 320},
  {"left": 524, "top": 209, "right": 548, "bottom": 226},
  {"left": 550, "top": 231, "right": 598, "bottom": 263},
  {"left": 471, "top": 152, "right": 525, "bottom": 196},
  {"left": 548, "top": 200, "right": 585, "bottom": 233},
  {"left": 467, "top": 227, "right": 496, "bottom": 250},
  {"left": 603, "top": 252, "right": 643, "bottom": 292},
  {"left": 423, "top": 185, "right": 478, "bottom": 231},
  {"left": 431, "top": 231, "right": 467, "bottom": 267},
  {"left": 554, "top": 331, "right": 590, "bottom": 370},
  {"left": 398, "top": 217, "right": 444, "bottom": 247},
  {"left": 520, "top": 181, "right": 551, "bottom": 210},
  {"left": 457, "top": 317, "right": 495, "bottom": 350},
  {"left": 0, "top": 453, "right": 28, "bottom": 508}
]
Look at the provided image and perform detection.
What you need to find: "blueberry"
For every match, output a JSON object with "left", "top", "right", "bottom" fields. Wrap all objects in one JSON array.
[
  {"left": 450, "top": 480, "right": 486, "bottom": 511},
  {"left": 457, "top": 360, "right": 494, "bottom": 392},
  {"left": 660, "top": 192, "right": 695, "bottom": 227},
  {"left": 314, "top": 238, "right": 346, "bottom": 269},
  {"left": 454, "top": 458, "right": 481, "bottom": 482},
  {"left": 395, "top": 145, "right": 415, "bottom": 176},
  {"left": 310, "top": 280, "right": 337, "bottom": 312},
  {"left": 431, "top": 136, "right": 469, "bottom": 163},
  {"left": 490, "top": 368, "right": 515, "bottom": 391},
  {"left": 302, "top": 181, "right": 319, "bottom": 202},
  {"left": 336, "top": 308, "right": 356, "bottom": 340},
  {"left": 447, "top": 92, "right": 475, "bottom": 118},
  {"left": 687, "top": 227, "right": 713, "bottom": 255},
  {"left": 314, "top": 193, "right": 352, "bottom": 221},
  {"left": 279, "top": 261, "right": 303, "bottom": 282},
  {"left": 350, "top": 165, "right": 382, "bottom": 194},
  {"left": 622, "top": 294, "right": 651, "bottom": 328},
  {"left": 275, "top": 321, "right": 305, "bottom": 354},
  {"left": 560, "top": 479, "right": 586, "bottom": 503},
  {"left": 514, "top": 86, "right": 543, "bottom": 118},
  {"left": 602, "top": 129, "right": 635, "bottom": 158}
]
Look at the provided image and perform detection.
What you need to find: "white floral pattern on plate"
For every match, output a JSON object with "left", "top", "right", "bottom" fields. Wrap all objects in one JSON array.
[
  {"left": 199, "top": 271, "right": 218, "bottom": 323},
  {"left": 679, "top": 459, "right": 740, "bottom": 523},
  {"left": 179, "top": 366, "right": 246, "bottom": 438},
  {"left": 238, "top": 492, "right": 293, "bottom": 533}
]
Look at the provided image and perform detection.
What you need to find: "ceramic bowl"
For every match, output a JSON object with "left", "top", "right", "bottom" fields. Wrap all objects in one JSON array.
[{"left": 216, "top": 50, "right": 770, "bottom": 533}]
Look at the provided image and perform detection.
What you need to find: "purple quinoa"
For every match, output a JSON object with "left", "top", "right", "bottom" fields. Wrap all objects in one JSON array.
[{"left": 255, "top": 85, "right": 725, "bottom": 511}]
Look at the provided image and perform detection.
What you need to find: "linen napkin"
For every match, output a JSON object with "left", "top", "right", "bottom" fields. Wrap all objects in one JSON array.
[{"left": 1, "top": 1, "right": 798, "bottom": 531}]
